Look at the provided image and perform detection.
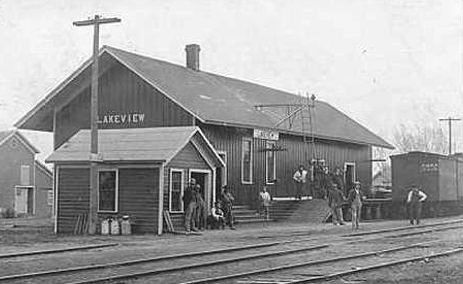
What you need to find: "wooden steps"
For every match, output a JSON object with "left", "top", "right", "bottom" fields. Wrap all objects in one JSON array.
[{"left": 270, "top": 199, "right": 331, "bottom": 223}]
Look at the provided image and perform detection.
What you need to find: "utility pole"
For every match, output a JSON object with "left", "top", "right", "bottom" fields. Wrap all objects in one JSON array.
[
  {"left": 439, "top": 117, "right": 461, "bottom": 155},
  {"left": 73, "top": 15, "right": 121, "bottom": 234}
]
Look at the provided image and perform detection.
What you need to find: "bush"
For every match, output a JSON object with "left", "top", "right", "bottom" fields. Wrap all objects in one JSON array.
[{"left": 1, "top": 208, "right": 15, "bottom": 218}]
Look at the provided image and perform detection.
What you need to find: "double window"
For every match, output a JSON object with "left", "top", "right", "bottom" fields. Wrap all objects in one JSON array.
[
  {"left": 266, "top": 141, "right": 276, "bottom": 184},
  {"left": 98, "top": 170, "right": 118, "bottom": 212},
  {"left": 169, "top": 169, "right": 184, "bottom": 212},
  {"left": 241, "top": 138, "right": 253, "bottom": 184}
]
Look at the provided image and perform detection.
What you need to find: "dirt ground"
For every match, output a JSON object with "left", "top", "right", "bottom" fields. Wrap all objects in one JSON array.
[{"left": 1, "top": 216, "right": 463, "bottom": 283}]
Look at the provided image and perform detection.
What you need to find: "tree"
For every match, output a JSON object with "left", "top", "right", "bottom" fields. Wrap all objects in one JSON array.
[{"left": 393, "top": 122, "right": 447, "bottom": 154}]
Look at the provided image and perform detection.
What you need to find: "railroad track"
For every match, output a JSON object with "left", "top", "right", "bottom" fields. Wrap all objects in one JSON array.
[
  {"left": 0, "top": 243, "right": 119, "bottom": 259},
  {"left": 179, "top": 241, "right": 462, "bottom": 284},
  {"left": 0, "top": 218, "right": 461, "bottom": 283}
]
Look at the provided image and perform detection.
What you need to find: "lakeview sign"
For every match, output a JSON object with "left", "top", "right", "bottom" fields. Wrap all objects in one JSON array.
[{"left": 99, "top": 113, "right": 145, "bottom": 125}]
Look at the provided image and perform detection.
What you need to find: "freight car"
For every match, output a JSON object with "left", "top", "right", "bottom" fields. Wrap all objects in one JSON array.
[{"left": 390, "top": 151, "right": 463, "bottom": 219}]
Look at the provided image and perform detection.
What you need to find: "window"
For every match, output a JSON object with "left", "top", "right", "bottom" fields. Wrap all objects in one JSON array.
[
  {"left": 20, "top": 165, "right": 30, "bottom": 186},
  {"left": 169, "top": 169, "right": 184, "bottom": 212},
  {"left": 241, "top": 138, "right": 253, "bottom": 184},
  {"left": 266, "top": 141, "right": 276, "bottom": 184},
  {"left": 98, "top": 170, "right": 118, "bottom": 212},
  {"left": 47, "top": 189, "right": 54, "bottom": 206}
]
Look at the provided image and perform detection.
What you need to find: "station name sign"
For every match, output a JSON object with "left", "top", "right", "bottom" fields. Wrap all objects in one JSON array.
[
  {"left": 99, "top": 113, "right": 145, "bottom": 125},
  {"left": 253, "top": 129, "right": 279, "bottom": 141}
]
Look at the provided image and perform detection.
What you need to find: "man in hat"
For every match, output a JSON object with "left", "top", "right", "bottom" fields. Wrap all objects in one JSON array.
[
  {"left": 327, "top": 182, "right": 346, "bottom": 225},
  {"left": 221, "top": 185, "right": 236, "bottom": 229},
  {"left": 208, "top": 201, "right": 225, "bottom": 229},
  {"left": 406, "top": 185, "right": 427, "bottom": 225},
  {"left": 347, "top": 181, "right": 364, "bottom": 230},
  {"left": 195, "top": 184, "right": 208, "bottom": 231},
  {"left": 183, "top": 178, "right": 199, "bottom": 233},
  {"left": 293, "top": 165, "right": 309, "bottom": 200}
]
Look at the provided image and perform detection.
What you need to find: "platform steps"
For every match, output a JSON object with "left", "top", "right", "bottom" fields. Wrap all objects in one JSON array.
[
  {"left": 164, "top": 205, "right": 270, "bottom": 233},
  {"left": 270, "top": 199, "right": 331, "bottom": 223},
  {"left": 233, "top": 205, "right": 273, "bottom": 225}
]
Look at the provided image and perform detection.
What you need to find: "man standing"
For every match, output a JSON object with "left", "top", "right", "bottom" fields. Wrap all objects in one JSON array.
[
  {"left": 183, "top": 178, "right": 199, "bottom": 233},
  {"left": 406, "top": 185, "right": 427, "bottom": 225},
  {"left": 327, "top": 182, "right": 346, "bottom": 225},
  {"left": 195, "top": 184, "right": 208, "bottom": 231},
  {"left": 347, "top": 181, "right": 364, "bottom": 230},
  {"left": 332, "top": 167, "right": 345, "bottom": 195},
  {"left": 259, "top": 186, "right": 272, "bottom": 220},
  {"left": 293, "top": 165, "right": 309, "bottom": 200},
  {"left": 221, "top": 185, "right": 236, "bottom": 229}
]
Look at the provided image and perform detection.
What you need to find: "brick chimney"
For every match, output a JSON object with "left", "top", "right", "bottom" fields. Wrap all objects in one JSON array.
[{"left": 185, "top": 44, "right": 200, "bottom": 71}]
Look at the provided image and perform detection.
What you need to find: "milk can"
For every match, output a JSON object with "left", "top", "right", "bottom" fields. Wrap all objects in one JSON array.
[
  {"left": 121, "top": 215, "right": 132, "bottom": 235},
  {"left": 101, "top": 218, "right": 110, "bottom": 235},
  {"left": 110, "top": 218, "right": 120, "bottom": 235}
]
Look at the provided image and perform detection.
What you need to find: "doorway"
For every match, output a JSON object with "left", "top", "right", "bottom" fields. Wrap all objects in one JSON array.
[
  {"left": 215, "top": 152, "right": 227, "bottom": 201},
  {"left": 190, "top": 169, "right": 212, "bottom": 209},
  {"left": 344, "top": 163, "right": 356, "bottom": 192},
  {"left": 14, "top": 186, "right": 34, "bottom": 215}
]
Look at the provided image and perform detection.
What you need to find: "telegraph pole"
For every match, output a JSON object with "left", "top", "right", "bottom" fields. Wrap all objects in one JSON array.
[
  {"left": 439, "top": 117, "right": 461, "bottom": 155},
  {"left": 73, "top": 15, "right": 121, "bottom": 234}
]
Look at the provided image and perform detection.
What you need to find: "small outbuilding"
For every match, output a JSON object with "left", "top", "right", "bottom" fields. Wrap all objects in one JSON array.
[
  {"left": 0, "top": 130, "right": 53, "bottom": 218},
  {"left": 46, "top": 126, "right": 224, "bottom": 234}
]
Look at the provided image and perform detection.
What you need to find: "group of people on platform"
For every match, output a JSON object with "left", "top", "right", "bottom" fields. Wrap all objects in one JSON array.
[
  {"left": 183, "top": 164, "right": 428, "bottom": 233},
  {"left": 183, "top": 178, "right": 236, "bottom": 233},
  {"left": 293, "top": 164, "right": 428, "bottom": 229},
  {"left": 292, "top": 164, "right": 346, "bottom": 201}
]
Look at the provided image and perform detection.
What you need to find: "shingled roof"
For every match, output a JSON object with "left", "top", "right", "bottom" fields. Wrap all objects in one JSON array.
[
  {"left": 47, "top": 126, "right": 225, "bottom": 166},
  {"left": 16, "top": 45, "right": 393, "bottom": 149}
]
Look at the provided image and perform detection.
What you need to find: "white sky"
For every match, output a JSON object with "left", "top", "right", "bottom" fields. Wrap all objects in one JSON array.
[{"left": 0, "top": 0, "right": 462, "bottom": 162}]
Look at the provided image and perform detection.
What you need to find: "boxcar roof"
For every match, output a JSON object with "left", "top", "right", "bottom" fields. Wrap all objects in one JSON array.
[
  {"left": 46, "top": 126, "right": 225, "bottom": 166},
  {"left": 16, "top": 45, "right": 393, "bottom": 149},
  {"left": 391, "top": 151, "right": 462, "bottom": 161}
]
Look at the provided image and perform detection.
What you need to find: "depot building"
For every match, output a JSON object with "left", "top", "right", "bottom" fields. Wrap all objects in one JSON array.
[{"left": 16, "top": 44, "right": 392, "bottom": 234}]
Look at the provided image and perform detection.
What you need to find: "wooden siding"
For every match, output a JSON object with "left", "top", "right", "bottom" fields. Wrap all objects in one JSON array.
[
  {"left": 199, "top": 123, "right": 372, "bottom": 207},
  {"left": 57, "top": 168, "right": 90, "bottom": 234},
  {"left": 168, "top": 142, "right": 210, "bottom": 170},
  {"left": 164, "top": 142, "right": 210, "bottom": 212},
  {"left": 163, "top": 142, "right": 214, "bottom": 231},
  {"left": 34, "top": 165, "right": 53, "bottom": 218},
  {"left": 0, "top": 136, "right": 35, "bottom": 211},
  {"left": 438, "top": 159, "right": 458, "bottom": 201},
  {"left": 391, "top": 155, "right": 439, "bottom": 202},
  {"left": 118, "top": 168, "right": 159, "bottom": 233},
  {"left": 54, "top": 61, "right": 193, "bottom": 149}
]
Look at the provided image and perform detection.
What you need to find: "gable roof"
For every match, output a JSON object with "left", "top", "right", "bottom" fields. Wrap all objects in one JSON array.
[
  {"left": 0, "top": 130, "right": 39, "bottom": 154},
  {"left": 35, "top": 160, "right": 53, "bottom": 178},
  {"left": 16, "top": 45, "right": 393, "bottom": 149},
  {"left": 46, "top": 126, "right": 225, "bottom": 167}
]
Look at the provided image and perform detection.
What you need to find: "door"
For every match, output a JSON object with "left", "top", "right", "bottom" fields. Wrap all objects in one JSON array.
[
  {"left": 14, "top": 187, "right": 29, "bottom": 215},
  {"left": 215, "top": 152, "right": 227, "bottom": 201},
  {"left": 190, "top": 170, "right": 212, "bottom": 209},
  {"left": 344, "top": 163, "right": 356, "bottom": 192}
]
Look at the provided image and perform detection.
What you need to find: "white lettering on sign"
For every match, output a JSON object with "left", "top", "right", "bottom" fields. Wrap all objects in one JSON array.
[
  {"left": 253, "top": 129, "right": 279, "bottom": 141},
  {"left": 100, "top": 113, "right": 145, "bottom": 125}
]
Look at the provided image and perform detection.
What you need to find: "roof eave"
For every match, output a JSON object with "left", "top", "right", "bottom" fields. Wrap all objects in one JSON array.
[{"left": 203, "top": 119, "right": 394, "bottom": 149}]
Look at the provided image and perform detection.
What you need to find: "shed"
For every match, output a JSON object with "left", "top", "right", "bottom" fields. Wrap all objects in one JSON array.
[
  {"left": 46, "top": 126, "right": 224, "bottom": 234},
  {"left": 0, "top": 130, "right": 53, "bottom": 218}
]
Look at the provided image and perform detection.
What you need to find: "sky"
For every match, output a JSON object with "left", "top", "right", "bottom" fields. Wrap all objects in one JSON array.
[{"left": 0, "top": 0, "right": 462, "bottom": 163}]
